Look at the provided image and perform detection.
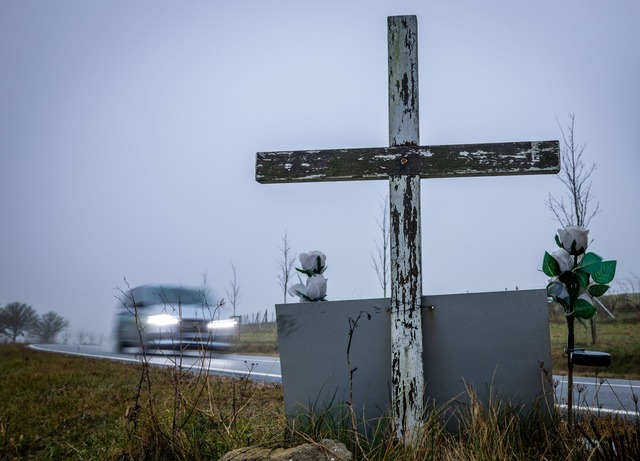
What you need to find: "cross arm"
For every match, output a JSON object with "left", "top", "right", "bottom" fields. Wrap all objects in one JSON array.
[{"left": 256, "top": 140, "right": 559, "bottom": 183}]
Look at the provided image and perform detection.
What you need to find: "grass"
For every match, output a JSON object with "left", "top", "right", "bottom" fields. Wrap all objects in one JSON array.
[
  {"left": 229, "top": 322, "right": 279, "bottom": 355},
  {"left": 0, "top": 344, "right": 285, "bottom": 460},
  {"left": 2, "top": 308, "right": 639, "bottom": 460},
  {"left": 3, "top": 342, "right": 639, "bottom": 460},
  {"left": 237, "top": 312, "right": 640, "bottom": 380},
  {"left": 550, "top": 312, "right": 640, "bottom": 379}
]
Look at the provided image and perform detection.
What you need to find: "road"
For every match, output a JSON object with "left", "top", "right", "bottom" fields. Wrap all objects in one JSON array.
[
  {"left": 554, "top": 375, "right": 640, "bottom": 419},
  {"left": 29, "top": 344, "right": 282, "bottom": 383},
  {"left": 29, "top": 344, "right": 640, "bottom": 417}
]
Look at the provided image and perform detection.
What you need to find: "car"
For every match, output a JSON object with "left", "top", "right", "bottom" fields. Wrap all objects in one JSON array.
[{"left": 115, "top": 284, "right": 237, "bottom": 353}]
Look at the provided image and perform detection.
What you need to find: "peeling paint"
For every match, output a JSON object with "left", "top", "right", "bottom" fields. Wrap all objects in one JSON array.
[
  {"left": 255, "top": 13, "right": 561, "bottom": 443},
  {"left": 416, "top": 149, "right": 433, "bottom": 157},
  {"left": 374, "top": 154, "right": 399, "bottom": 161},
  {"left": 255, "top": 141, "right": 559, "bottom": 184}
]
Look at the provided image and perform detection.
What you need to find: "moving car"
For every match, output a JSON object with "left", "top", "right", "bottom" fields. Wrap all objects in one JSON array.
[{"left": 115, "top": 284, "right": 237, "bottom": 352}]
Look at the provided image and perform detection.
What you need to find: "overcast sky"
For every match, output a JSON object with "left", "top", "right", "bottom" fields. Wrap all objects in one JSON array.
[{"left": 1, "top": 0, "right": 638, "bottom": 342}]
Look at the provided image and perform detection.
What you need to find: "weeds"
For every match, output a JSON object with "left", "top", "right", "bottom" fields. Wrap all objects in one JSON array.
[
  {"left": 578, "top": 418, "right": 640, "bottom": 461},
  {"left": 109, "top": 281, "right": 282, "bottom": 460},
  {"left": 4, "top": 343, "right": 640, "bottom": 460}
]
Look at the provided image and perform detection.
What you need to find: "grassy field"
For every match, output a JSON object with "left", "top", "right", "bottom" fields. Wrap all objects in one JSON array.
[
  {"left": 550, "top": 313, "right": 640, "bottom": 379},
  {"left": 229, "top": 322, "right": 279, "bottom": 355},
  {"left": 2, "top": 342, "right": 640, "bottom": 460},
  {"left": 1, "top": 311, "right": 638, "bottom": 460},
  {"left": 231, "top": 315, "right": 640, "bottom": 380},
  {"left": 0, "top": 344, "right": 285, "bottom": 460}
]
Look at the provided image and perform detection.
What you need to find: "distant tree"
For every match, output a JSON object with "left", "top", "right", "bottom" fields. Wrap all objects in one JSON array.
[
  {"left": 226, "top": 263, "right": 241, "bottom": 317},
  {"left": 76, "top": 328, "right": 90, "bottom": 345},
  {"left": 61, "top": 329, "right": 71, "bottom": 344},
  {"left": 0, "top": 302, "right": 39, "bottom": 343},
  {"left": 371, "top": 195, "right": 390, "bottom": 297},
  {"left": 277, "top": 231, "right": 296, "bottom": 303},
  {"left": 546, "top": 113, "right": 602, "bottom": 344},
  {"left": 31, "top": 311, "right": 69, "bottom": 343}
]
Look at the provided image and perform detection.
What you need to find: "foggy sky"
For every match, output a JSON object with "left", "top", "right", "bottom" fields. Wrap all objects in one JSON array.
[{"left": 1, "top": 0, "right": 638, "bottom": 341}]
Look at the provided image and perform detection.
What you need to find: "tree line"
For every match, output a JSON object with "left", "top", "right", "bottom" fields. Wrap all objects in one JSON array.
[{"left": 0, "top": 302, "right": 69, "bottom": 344}]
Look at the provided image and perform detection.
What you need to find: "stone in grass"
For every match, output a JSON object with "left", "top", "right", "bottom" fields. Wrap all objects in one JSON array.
[{"left": 218, "top": 438, "right": 351, "bottom": 461}]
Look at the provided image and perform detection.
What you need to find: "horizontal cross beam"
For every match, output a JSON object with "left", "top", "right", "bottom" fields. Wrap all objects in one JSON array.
[{"left": 256, "top": 140, "right": 559, "bottom": 184}]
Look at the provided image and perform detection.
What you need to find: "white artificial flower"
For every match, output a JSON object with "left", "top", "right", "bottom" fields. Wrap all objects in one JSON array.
[
  {"left": 558, "top": 226, "right": 589, "bottom": 255},
  {"left": 552, "top": 248, "right": 574, "bottom": 273},
  {"left": 299, "top": 251, "right": 326, "bottom": 274},
  {"left": 305, "top": 274, "right": 327, "bottom": 300},
  {"left": 548, "top": 278, "right": 570, "bottom": 302},
  {"left": 288, "top": 283, "right": 306, "bottom": 299}
]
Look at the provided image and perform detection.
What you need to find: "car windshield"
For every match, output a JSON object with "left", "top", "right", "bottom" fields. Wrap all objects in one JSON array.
[{"left": 124, "top": 286, "right": 208, "bottom": 308}]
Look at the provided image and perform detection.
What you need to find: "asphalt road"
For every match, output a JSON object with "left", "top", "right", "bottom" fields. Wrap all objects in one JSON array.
[
  {"left": 554, "top": 375, "right": 640, "bottom": 419},
  {"left": 29, "top": 343, "right": 282, "bottom": 383},
  {"left": 29, "top": 344, "right": 640, "bottom": 417}
]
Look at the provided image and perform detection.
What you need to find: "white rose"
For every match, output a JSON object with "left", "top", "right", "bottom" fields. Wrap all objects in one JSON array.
[
  {"left": 288, "top": 283, "right": 306, "bottom": 299},
  {"left": 305, "top": 274, "right": 327, "bottom": 301},
  {"left": 548, "top": 278, "right": 570, "bottom": 302},
  {"left": 299, "top": 251, "right": 326, "bottom": 274},
  {"left": 552, "top": 248, "right": 574, "bottom": 273},
  {"left": 558, "top": 226, "right": 589, "bottom": 255}
]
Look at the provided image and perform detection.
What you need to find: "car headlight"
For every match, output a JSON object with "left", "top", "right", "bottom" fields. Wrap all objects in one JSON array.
[
  {"left": 207, "top": 318, "right": 238, "bottom": 330},
  {"left": 147, "top": 314, "right": 180, "bottom": 326}
]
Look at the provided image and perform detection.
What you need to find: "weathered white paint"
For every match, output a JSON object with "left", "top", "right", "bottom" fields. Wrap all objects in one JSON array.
[
  {"left": 388, "top": 15, "right": 424, "bottom": 441},
  {"left": 255, "top": 141, "right": 559, "bottom": 183}
]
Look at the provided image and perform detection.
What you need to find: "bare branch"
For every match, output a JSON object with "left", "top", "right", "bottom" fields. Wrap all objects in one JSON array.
[
  {"left": 547, "top": 113, "right": 600, "bottom": 228},
  {"left": 277, "top": 231, "right": 296, "bottom": 303},
  {"left": 226, "top": 263, "right": 241, "bottom": 317},
  {"left": 370, "top": 194, "right": 390, "bottom": 297}
]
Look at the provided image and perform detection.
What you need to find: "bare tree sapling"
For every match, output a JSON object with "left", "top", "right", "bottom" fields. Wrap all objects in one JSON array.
[
  {"left": 226, "top": 263, "right": 241, "bottom": 318},
  {"left": 546, "top": 113, "right": 602, "bottom": 344},
  {"left": 371, "top": 195, "right": 390, "bottom": 297},
  {"left": 277, "top": 231, "right": 296, "bottom": 303},
  {"left": 547, "top": 114, "right": 600, "bottom": 228}
]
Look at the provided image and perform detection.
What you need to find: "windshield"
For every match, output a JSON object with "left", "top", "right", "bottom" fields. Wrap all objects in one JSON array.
[{"left": 124, "top": 286, "right": 209, "bottom": 308}]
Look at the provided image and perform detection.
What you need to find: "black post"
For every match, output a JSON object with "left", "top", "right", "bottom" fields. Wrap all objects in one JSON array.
[{"left": 567, "top": 315, "right": 575, "bottom": 428}]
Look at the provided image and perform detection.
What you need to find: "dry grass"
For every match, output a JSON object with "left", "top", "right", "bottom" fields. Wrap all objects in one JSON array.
[
  {"left": 550, "top": 313, "right": 640, "bottom": 379},
  {"left": 0, "top": 344, "right": 285, "bottom": 460},
  {"left": 2, "top": 310, "right": 640, "bottom": 460}
]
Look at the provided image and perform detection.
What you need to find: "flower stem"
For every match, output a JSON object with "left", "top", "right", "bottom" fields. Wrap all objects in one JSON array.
[{"left": 567, "top": 314, "right": 575, "bottom": 428}]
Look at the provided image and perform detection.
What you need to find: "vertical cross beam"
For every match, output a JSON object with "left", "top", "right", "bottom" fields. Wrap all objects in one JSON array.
[{"left": 388, "top": 15, "right": 424, "bottom": 440}]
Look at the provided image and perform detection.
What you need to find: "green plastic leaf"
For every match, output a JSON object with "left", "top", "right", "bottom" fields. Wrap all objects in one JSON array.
[
  {"left": 555, "top": 234, "right": 562, "bottom": 248},
  {"left": 589, "top": 284, "right": 610, "bottom": 297},
  {"left": 572, "top": 298, "right": 596, "bottom": 320},
  {"left": 542, "top": 251, "right": 560, "bottom": 277},
  {"left": 592, "top": 260, "right": 617, "bottom": 284},
  {"left": 579, "top": 252, "right": 603, "bottom": 274},
  {"left": 574, "top": 270, "right": 590, "bottom": 288}
]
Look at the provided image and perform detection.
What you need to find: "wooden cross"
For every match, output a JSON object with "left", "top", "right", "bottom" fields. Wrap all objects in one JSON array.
[{"left": 255, "top": 15, "right": 559, "bottom": 440}]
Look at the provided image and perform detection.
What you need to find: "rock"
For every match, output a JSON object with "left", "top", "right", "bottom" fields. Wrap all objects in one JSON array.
[{"left": 218, "top": 438, "right": 352, "bottom": 461}]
